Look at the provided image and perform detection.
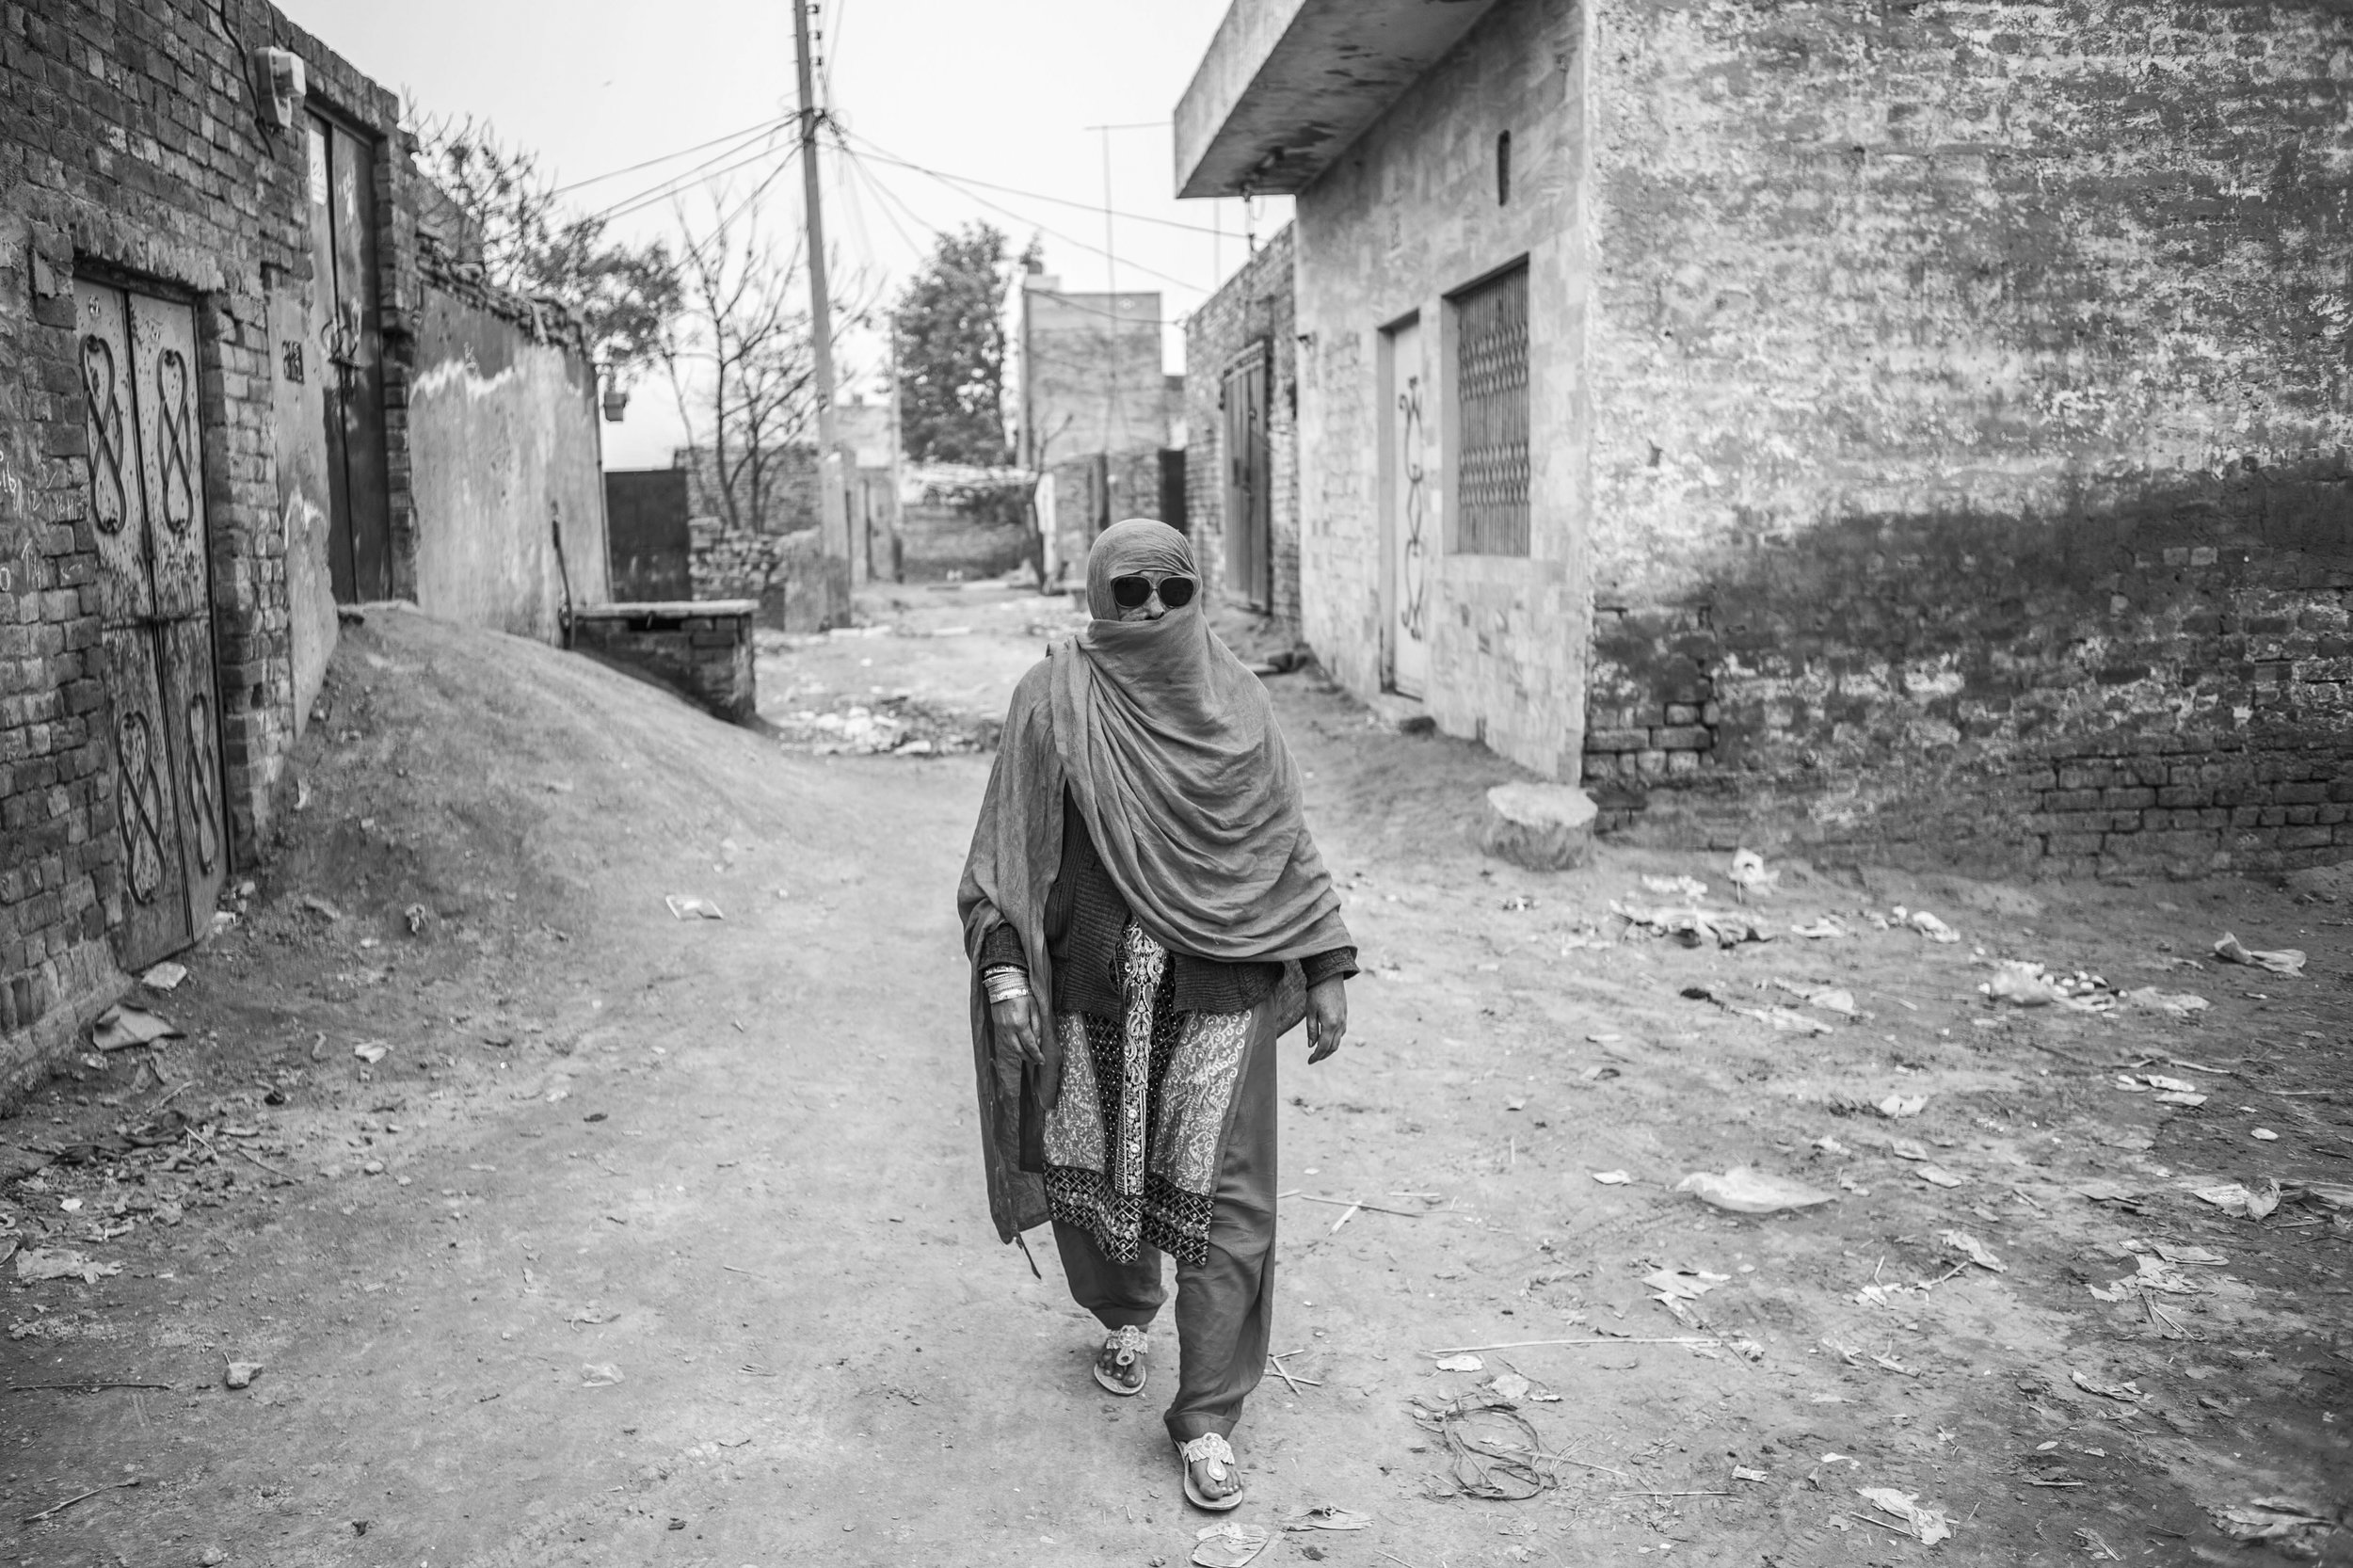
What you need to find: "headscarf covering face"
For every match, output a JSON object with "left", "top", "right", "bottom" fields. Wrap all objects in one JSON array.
[{"left": 1050, "top": 520, "right": 1350, "bottom": 963}]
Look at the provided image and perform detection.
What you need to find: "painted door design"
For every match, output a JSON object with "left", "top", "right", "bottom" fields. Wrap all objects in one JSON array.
[
  {"left": 1221, "top": 345, "right": 1272, "bottom": 609},
  {"left": 306, "top": 113, "right": 392, "bottom": 603},
  {"left": 1385, "top": 318, "right": 1433, "bottom": 698},
  {"left": 78, "top": 280, "right": 228, "bottom": 969}
]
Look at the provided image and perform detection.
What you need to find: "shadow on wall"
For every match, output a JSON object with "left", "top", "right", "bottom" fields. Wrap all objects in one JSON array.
[{"left": 1590, "top": 458, "right": 2353, "bottom": 878}]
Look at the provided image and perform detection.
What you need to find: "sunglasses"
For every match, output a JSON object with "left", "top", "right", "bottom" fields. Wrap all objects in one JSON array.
[{"left": 1111, "top": 574, "right": 1197, "bottom": 610}]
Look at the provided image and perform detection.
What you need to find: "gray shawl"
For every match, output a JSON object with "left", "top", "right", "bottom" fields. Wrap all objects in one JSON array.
[{"left": 956, "top": 520, "right": 1352, "bottom": 1241}]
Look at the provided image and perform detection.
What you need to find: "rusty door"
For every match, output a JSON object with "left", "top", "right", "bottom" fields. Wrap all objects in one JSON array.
[
  {"left": 1220, "top": 345, "right": 1271, "bottom": 609},
  {"left": 306, "top": 112, "right": 392, "bottom": 602},
  {"left": 78, "top": 279, "right": 229, "bottom": 969}
]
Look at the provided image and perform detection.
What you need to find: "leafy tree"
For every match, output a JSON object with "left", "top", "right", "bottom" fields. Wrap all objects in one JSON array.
[
  {"left": 893, "top": 224, "right": 1033, "bottom": 465},
  {"left": 411, "top": 114, "right": 681, "bottom": 388}
]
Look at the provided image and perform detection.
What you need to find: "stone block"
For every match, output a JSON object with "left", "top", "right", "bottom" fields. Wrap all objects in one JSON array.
[{"left": 1475, "top": 783, "right": 1597, "bottom": 872}]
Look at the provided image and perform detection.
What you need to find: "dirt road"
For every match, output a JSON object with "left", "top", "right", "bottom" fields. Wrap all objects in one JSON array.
[{"left": 4, "top": 590, "right": 2348, "bottom": 1567}]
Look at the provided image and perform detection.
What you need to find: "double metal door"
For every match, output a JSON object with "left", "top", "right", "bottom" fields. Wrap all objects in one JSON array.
[
  {"left": 306, "top": 112, "right": 392, "bottom": 603},
  {"left": 77, "top": 280, "right": 228, "bottom": 969}
]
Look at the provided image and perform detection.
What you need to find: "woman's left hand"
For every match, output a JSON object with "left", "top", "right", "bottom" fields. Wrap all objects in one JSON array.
[{"left": 1305, "top": 977, "right": 1348, "bottom": 1064}]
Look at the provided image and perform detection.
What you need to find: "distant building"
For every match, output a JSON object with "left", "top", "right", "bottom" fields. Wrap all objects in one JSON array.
[
  {"left": 1014, "top": 266, "right": 1181, "bottom": 581},
  {"left": 1176, "top": 0, "right": 2352, "bottom": 877}
]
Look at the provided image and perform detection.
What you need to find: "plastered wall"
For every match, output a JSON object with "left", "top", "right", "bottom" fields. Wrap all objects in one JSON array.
[
  {"left": 1291, "top": 0, "right": 1593, "bottom": 776},
  {"left": 407, "top": 290, "right": 609, "bottom": 641}
]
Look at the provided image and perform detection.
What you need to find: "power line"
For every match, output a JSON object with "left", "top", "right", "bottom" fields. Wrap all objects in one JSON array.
[
  {"left": 831, "top": 125, "right": 1208, "bottom": 294},
  {"left": 589, "top": 136, "right": 795, "bottom": 225},
  {"left": 547, "top": 116, "right": 791, "bottom": 198},
  {"left": 834, "top": 127, "right": 1226, "bottom": 237},
  {"left": 833, "top": 136, "right": 1190, "bottom": 328}
]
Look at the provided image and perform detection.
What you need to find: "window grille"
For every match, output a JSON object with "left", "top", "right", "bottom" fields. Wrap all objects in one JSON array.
[{"left": 1452, "top": 264, "right": 1529, "bottom": 556}]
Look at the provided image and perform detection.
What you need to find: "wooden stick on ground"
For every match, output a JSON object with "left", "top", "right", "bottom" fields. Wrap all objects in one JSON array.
[
  {"left": 22, "top": 1478, "right": 139, "bottom": 1524},
  {"left": 8, "top": 1382, "right": 172, "bottom": 1393},
  {"left": 1426, "top": 1336, "right": 1722, "bottom": 1355},
  {"left": 1287, "top": 1193, "right": 1424, "bottom": 1220}
]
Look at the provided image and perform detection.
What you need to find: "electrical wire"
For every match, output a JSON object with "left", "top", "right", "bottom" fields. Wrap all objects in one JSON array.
[
  {"left": 580, "top": 122, "right": 796, "bottom": 224},
  {"left": 547, "top": 116, "right": 791, "bottom": 197},
  {"left": 834, "top": 133, "right": 1191, "bottom": 328},
  {"left": 835, "top": 131, "right": 1225, "bottom": 237},
  {"left": 830, "top": 125, "right": 1207, "bottom": 294}
]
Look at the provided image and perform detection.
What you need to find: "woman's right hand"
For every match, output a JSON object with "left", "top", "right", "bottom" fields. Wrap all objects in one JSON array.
[{"left": 991, "top": 992, "right": 1048, "bottom": 1068}]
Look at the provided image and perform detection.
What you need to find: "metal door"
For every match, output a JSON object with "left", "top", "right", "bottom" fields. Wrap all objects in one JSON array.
[
  {"left": 1455, "top": 264, "right": 1530, "bottom": 556},
  {"left": 1221, "top": 345, "right": 1271, "bottom": 609},
  {"left": 78, "top": 280, "right": 228, "bottom": 969},
  {"left": 1384, "top": 318, "right": 1433, "bottom": 698},
  {"left": 306, "top": 114, "right": 393, "bottom": 602}
]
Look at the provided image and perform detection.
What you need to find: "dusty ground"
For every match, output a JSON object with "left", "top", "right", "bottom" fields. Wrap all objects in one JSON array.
[{"left": 3, "top": 588, "right": 2348, "bottom": 1568}]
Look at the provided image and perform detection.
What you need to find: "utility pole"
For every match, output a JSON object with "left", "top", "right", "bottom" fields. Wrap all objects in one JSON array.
[{"left": 793, "top": 0, "right": 850, "bottom": 623}]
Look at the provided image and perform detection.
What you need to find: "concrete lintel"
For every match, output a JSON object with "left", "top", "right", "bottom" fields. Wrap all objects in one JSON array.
[
  {"left": 572, "top": 600, "right": 760, "bottom": 621},
  {"left": 1174, "top": 0, "right": 1500, "bottom": 200}
]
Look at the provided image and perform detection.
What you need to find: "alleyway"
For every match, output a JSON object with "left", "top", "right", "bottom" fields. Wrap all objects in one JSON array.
[{"left": 3, "top": 593, "right": 2347, "bottom": 1567}]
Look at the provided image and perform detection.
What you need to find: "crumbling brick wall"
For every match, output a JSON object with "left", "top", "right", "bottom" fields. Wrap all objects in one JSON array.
[
  {"left": 1184, "top": 224, "right": 1300, "bottom": 632},
  {"left": 0, "top": 0, "right": 417, "bottom": 1094},
  {"left": 1586, "top": 0, "right": 2353, "bottom": 875}
]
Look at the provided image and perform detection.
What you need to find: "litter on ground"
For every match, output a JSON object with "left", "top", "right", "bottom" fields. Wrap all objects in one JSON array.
[
  {"left": 1676, "top": 1169, "right": 1836, "bottom": 1213},
  {"left": 2213, "top": 933, "right": 2306, "bottom": 976}
]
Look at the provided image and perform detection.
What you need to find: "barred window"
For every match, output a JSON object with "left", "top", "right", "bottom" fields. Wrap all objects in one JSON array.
[{"left": 1451, "top": 263, "right": 1529, "bottom": 557}]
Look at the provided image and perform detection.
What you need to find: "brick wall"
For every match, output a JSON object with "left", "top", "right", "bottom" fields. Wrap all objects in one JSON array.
[
  {"left": 569, "top": 601, "right": 756, "bottom": 724},
  {"left": 1184, "top": 223, "right": 1301, "bottom": 633},
  {"left": 1586, "top": 0, "right": 2353, "bottom": 874},
  {"left": 0, "top": 0, "right": 413, "bottom": 1095}
]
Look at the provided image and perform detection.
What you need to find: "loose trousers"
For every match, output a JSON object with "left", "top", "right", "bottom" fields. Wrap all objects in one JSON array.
[{"left": 1050, "top": 997, "right": 1277, "bottom": 1444}]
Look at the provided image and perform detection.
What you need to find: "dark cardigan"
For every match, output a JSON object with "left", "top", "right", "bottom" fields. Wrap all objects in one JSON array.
[{"left": 977, "top": 792, "right": 1357, "bottom": 1017}]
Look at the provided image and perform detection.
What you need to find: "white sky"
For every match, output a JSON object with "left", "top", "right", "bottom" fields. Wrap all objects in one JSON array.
[{"left": 279, "top": 0, "right": 1294, "bottom": 468}]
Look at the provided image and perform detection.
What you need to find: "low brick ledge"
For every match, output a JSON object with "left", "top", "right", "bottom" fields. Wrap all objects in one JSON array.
[{"left": 571, "top": 600, "right": 760, "bottom": 624}]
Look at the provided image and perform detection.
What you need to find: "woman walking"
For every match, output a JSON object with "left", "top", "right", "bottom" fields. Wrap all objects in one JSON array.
[{"left": 958, "top": 519, "right": 1356, "bottom": 1510}]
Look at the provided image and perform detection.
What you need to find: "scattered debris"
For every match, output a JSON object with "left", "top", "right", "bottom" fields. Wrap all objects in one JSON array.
[
  {"left": 2121, "top": 986, "right": 2209, "bottom": 1018},
  {"left": 1913, "top": 1164, "right": 1967, "bottom": 1189},
  {"left": 404, "top": 903, "right": 429, "bottom": 935},
  {"left": 1612, "top": 901, "right": 1769, "bottom": 948},
  {"left": 1590, "top": 1170, "right": 1631, "bottom": 1185},
  {"left": 14, "top": 1249, "right": 121, "bottom": 1285},
  {"left": 299, "top": 893, "right": 344, "bottom": 921},
  {"left": 223, "top": 1360, "right": 263, "bottom": 1390},
  {"left": 1790, "top": 916, "right": 1849, "bottom": 938},
  {"left": 1433, "top": 1353, "right": 1485, "bottom": 1372},
  {"left": 1283, "top": 1507, "right": 1371, "bottom": 1532},
  {"left": 1770, "top": 978, "right": 1857, "bottom": 1016},
  {"left": 2251, "top": 1127, "right": 2280, "bottom": 1142},
  {"left": 1641, "top": 874, "right": 1708, "bottom": 900},
  {"left": 2070, "top": 1369, "right": 2146, "bottom": 1402},
  {"left": 1408, "top": 1388, "right": 1560, "bottom": 1499},
  {"left": 1982, "top": 961, "right": 2108, "bottom": 1011},
  {"left": 1877, "top": 1094, "right": 1927, "bottom": 1119},
  {"left": 1193, "top": 1521, "right": 1272, "bottom": 1567},
  {"left": 139, "top": 961, "right": 187, "bottom": 991},
  {"left": 2184, "top": 1177, "right": 2281, "bottom": 1220},
  {"left": 351, "top": 1042, "right": 389, "bottom": 1065},
  {"left": 1733, "top": 1464, "right": 1770, "bottom": 1483},
  {"left": 90, "top": 1004, "right": 183, "bottom": 1052},
  {"left": 1675, "top": 1168, "right": 1836, "bottom": 1214},
  {"left": 1855, "top": 1486, "right": 1954, "bottom": 1545},
  {"left": 2213, "top": 933, "right": 2306, "bottom": 977},
  {"left": 1643, "top": 1267, "right": 1729, "bottom": 1304},
  {"left": 19, "top": 1479, "right": 141, "bottom": 1525},
  {"left": 1728, "top": 848, "right": 1779, "bottom": 901},
  {"left": 581, "top": 1363, "right": 625, "bottom": 1386},
  {"left": 665, "top": 895, "right": 725, "bottom": 920},
  {"left": 1905, "top": 910, "right": 1960, "bottom": 943},
  {"left": 2213, "top": 1498, "right": 2342, "bottom": 1556},
  {"left": 1939, "top": 1230, "right": 2004, "bottom": 1272}
]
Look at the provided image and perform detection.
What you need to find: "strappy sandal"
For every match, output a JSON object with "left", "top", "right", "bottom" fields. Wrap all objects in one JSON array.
[
  {"left": 1176, "top": 1432, "right": 1245, "bottom": 1512},
  {"left": 1094, "top": 1324, "right": 1149, "bottom": 1396}
]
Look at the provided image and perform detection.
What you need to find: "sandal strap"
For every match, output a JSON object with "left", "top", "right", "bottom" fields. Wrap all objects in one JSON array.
[
  {"left": 1105, "top": 1325, "right": 1148, "bottom": 1367},
  {"left": 1177, "top": 1432, "right": 1236, "bottom": 1474}
]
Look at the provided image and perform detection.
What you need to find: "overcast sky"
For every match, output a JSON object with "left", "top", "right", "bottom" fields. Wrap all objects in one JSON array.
[{"left": 279, "top": 0, "right": 1293, "bottom": 467}]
